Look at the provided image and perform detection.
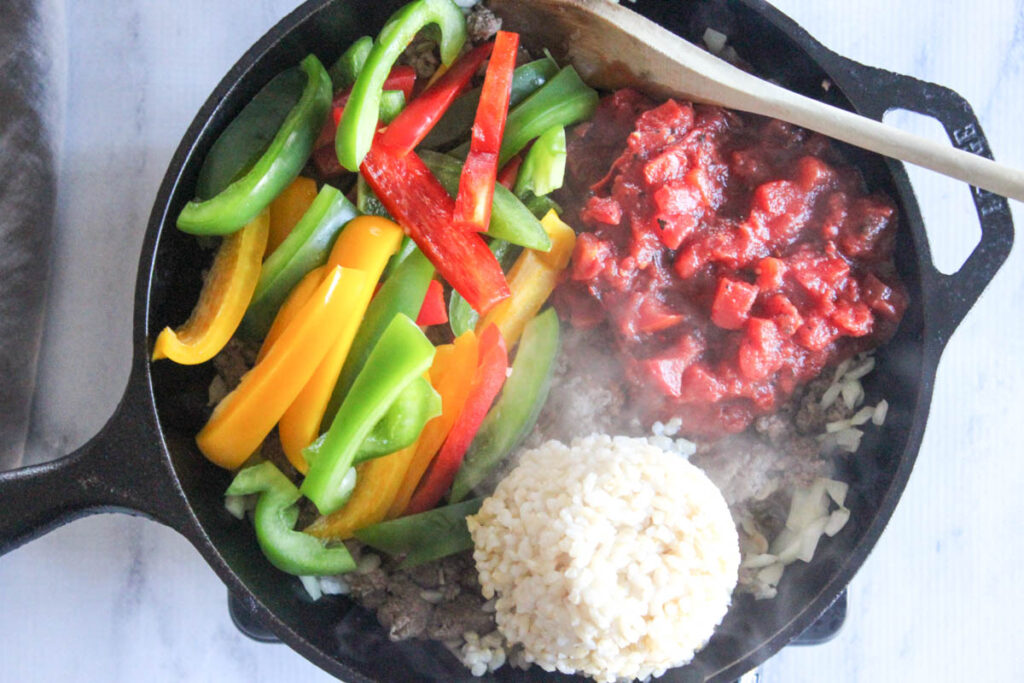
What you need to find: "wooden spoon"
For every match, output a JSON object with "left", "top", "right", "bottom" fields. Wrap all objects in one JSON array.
[{"left": 489, "top": 0, "right": 1024, "bottom": 202}]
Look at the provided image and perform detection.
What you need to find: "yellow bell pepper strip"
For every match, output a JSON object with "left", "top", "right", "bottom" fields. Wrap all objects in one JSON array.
[
  {"left": 196, "top": 265, "right": 369, "bottom": 469},
  {"left": 387, "top": 330, "right": 478, "bottom": 518},
  {"left": 300, "top": 314, "right": 436, "bottom": 516},
  {"left": 152, "top": 210, "right": 269, "bottom": 365},
  {"left": 305, "top": 443, "right": 421, "bottom": 541},
  {"left": 267, "top": 176, "right": 317, "bottom": 256},
  {"left": 240, "top": 184, "right": 358, "bottom": 340},
  {"left": 476, "top": 209, "right": 576, "bottom": 347},
  {"left": 256, "top": 265, "right": 325, "bottom": 364},
  {"left": 226, "top": 462, "right": 356, "bottom": 575},
  {"left": 178, "top": 55, "right": 332, "bottom": 235},
  {"left": 335, "top": 0, "right": 467, "bottom": 171},
  {"left": 277, "top": 215, "right": 404, "bottom": 472}
]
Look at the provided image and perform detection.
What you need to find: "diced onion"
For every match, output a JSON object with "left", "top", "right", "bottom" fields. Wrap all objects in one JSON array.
[
  {"left": 771, "top": 528, "right": 801, "bottom": 564},
  {"left": 741, "top": 553, "right": 780, "bottom": 569},
  {"left": 841, "top": 379, "right": 864, "bottom": 410},
  {"left": 824, "top": 507, "right": 851, "bottom": 537},
  {"left": 823, "top": 479, "right": 849, "bottom": 507},
  {"left": 872, "top": 399, "right": 889, "bottom": 426},
  {"left": 757, "top": 562, "right": 785, "bottom": 586},
  {"left": 826, "top": 419, "right": 851, "bottom": 433},
  {"left": 845, "top": 356, "right": 876, "bottom": 380},
  {"left": 300, "top": 575, "right": 323, "bottom": 601},
  {"left": 797, "top": 517, "right": 829, "bottom": 563},
  {"left": 702, "top": 28, "right": 728, "bottom": 54},
  {"left": 319, "top": 575, "right": 351, "bottom": 595},
  {"left": 835, "top": 427, "right": 863, "bottom": 453},
  {"left": 224, "top": 495, "right": 249, "bottom": 520},
  {"left": 850, "top": 405, "right": 876, "bottom": 426}
]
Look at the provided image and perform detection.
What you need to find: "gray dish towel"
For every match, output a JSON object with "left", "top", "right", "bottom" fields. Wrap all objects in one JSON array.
[{"left": 0, "top": 0, "right": 66, "bottom": 470}]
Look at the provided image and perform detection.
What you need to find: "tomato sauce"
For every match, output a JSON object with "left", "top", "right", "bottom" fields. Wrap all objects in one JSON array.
[{"left": 555, "top": 90, "right": 907, "bottom": 437}]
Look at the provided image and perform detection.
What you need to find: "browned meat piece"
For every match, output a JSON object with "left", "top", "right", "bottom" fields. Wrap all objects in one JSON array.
[
  {"left": 426, "top": 593, "right": 496, "bottom": 641},
  {"left": 212, "top": 337, "right": 257, "bottom": 392},
  {"left": 377, "top": 578, "right": 433, "bottom": 641},
  {"left": 754, "top": 410, "right": 797, "bottom": 447},
  {"left": 466, "top": 5, "right": 502, "bottom": 43},
  {"left": 346, "top": 563, "right": 389, "bottom": 611}
]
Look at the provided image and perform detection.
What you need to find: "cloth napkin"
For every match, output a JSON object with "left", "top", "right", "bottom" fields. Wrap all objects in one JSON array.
[{"left": 0, "top": 0, "right": 65, "bottom": 470}]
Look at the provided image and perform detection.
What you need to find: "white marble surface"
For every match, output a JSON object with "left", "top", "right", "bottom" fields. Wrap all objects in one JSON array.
[{"left": 2, "top": 0, "right": 1022, "bottom": 681}]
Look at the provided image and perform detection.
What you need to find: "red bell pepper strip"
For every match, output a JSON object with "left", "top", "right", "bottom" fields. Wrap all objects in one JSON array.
[
  {"left": 360, "top": 139, "right": 510, "bottom": 314},
  {"left": 379, "top": 42, "right": 494, "bottom": 157},
  {"left": 497, "top": 154, "right": 522, "bottom": 190},
  {"left": 405, "top": 323, "right": 508, "bottom": 514},
  {"left": 416, "top": 279, "right": 448, "bottom": 327},
  {"left": 453, "top": 31, "right": 519, "bottom": 232},
  {"left": 312, "top": 66, "right": 418, "bottom": 177}
]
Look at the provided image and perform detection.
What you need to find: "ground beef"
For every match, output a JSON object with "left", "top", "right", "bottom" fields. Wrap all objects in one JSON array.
[
  {"left": 466, "top": 5, "right": 502, "bottom": 43},
  {"left": 212, "top": 337, "right": 256, "bottom": 392}
]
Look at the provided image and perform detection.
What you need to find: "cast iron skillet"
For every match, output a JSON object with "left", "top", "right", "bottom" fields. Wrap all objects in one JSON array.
[{"left": 0, "top": 0, "right": 1014, "bottom": 680}]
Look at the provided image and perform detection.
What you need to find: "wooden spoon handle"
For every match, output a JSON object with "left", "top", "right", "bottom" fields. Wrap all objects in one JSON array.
[{"left": 493, "top": 0, "right": 1024, "bottom": 202}]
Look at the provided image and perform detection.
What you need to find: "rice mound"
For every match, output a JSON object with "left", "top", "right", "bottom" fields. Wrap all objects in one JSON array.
[{"left": 467, "top": 434, "right": 740, "bottom": 682}]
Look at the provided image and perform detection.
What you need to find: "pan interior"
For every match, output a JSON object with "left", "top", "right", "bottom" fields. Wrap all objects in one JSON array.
[{"left": 146, "top": 0, "right": 929, "bottom": 680}]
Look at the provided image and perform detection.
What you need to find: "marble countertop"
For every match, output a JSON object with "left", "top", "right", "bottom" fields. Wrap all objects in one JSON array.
[{"left": 2, "top": 0, "right": 1022, "bottom": 681}]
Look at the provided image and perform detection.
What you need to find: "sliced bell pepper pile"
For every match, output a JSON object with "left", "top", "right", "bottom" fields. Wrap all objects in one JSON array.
[
  {"left": 335, "top": 0, "right": 466, "bottom": 172},
  {"left": 450, "top": 307, "right": 560, "bottom": 502},
  {"left": 477, "top": 210, "right": 576, "bottom": 347},
  {"left": 355, "top": 498, "right": 483, "bottom": 568},
  {"left": 388, "top": 330, "right": 479, "bottom": 518},
  {"left": 266, "top": 176, "right": 318, "bottom": 256},
  {"left": 405, "top": 323, "right": 508, "bottom": 515},
  {"left": 226, "top": 461, "right": 355, "bottom": 575},
  {"left": 360, "top": 140, "right": 510, "bottom": 315},
  {"left": 421, "top": 56, "right": 560, "bottom": 151},
  {"left": 240, "top": 184, "right": 358, "bottom": 340},
  {"left": 419, "top": 150, "right": 550, "bottom": 251},
  {"left": 324, "top": 247, "right": 435, "bottom": 430},
  {"left": 378, "top": 42, "right": 494, "bottom": 157},
  {"left": 196, "top": 265, "right": 369, "bottom": 469},
  {"left": 301, "top": 314, "right": 436, "bottom": 516},
  {"left": 277, "top": 216, "right": 405, "bottom": 472},
  {"left": 178, "top": 55, "right": 332, "bottom": 235},
  {"left": 152, "top": 210, "right": 268, "bottom": 365},
  {"left": 328, "top": 35, "right": 373, "bottom": 92},
  {"left": 416, "top": 280, "right": 448, "bottom": 327},
  {"left": 355, "top": 377, "right": 441, "bottom": 462},
  {"left": 453, "top": 31, "right": 519, "bottom": 232}
]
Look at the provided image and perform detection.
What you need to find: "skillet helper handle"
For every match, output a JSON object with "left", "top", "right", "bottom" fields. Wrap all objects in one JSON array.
[
  {"left": 821, "top": 55, "right": 1015, "bottom": 347},
  {"left": 0, "top": 374, "right": 193, "bottom": 556}
]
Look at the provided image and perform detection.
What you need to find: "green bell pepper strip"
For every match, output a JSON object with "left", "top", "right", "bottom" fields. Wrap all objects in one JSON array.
[
  {"left": 195, "top": 69, "right": 306, "bottom": 200},
  {"left": 356, "top": 173, "right": 392, "bottom": 219},
  {"left": 447, "top": 239, "right": 517, "bottom": 337},
  {"left": 379, "top": 90, "right": 407, "bottom": 125},
  {"left": 328, "top": 35, "right": 373, "bottom": 91},
  {"left": 301, "top": 314, "right": 436, "bottom": 515},
  {"left": 335, "top": 0, "right": 466, "bottom": 172},
  {"left": 419, "top": 150, "right": 551, "bottom": 251},
  {"left": 178, "top": 55, "right": 333, "bottom": 235},
  {"left": 354, "top": 497, "right": 483, "bottom": 568},
  {"left": 226, "top": 462, "right": 356, "bottom": 575},
  {"left": 449, "top": 308, "right": 560, "bottom": 503},
  {"left": 355, "top": 376, "right": 441, "bottom": 462},
  {"left": 239, "top": 184, "right": 358, "bottom": 340},
  {"left": 514, "top": 125, "right": 566, "bottom": 197},
  {"left": 420, "top": 57, "right": 560, "bottom": 151},
  {"left": 382, "top": 235, "right": 416, "bottom": 278},
  {"left": 522, "top": 192, "right": 563, "bottom": 219},
  {"left": 322, "top": 248, "right": 435, "bottom": 430},
  {"left": 451, "top": 66, "right": 598, "bottom": 168}
]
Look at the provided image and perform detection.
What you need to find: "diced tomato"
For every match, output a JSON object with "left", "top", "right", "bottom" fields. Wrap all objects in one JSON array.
[
  {"left": 756, "top": 257, "right": 786, "bottom": 291},
  {"left": 711, "top": 277, "right": 759, "bottom": 330},
  {"left": 738, "top": 318, "right": 784, "bottom": 381}
]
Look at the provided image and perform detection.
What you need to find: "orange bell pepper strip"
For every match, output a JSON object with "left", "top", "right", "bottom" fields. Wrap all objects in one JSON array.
[
  {"left": 256, "top": 265, "right": 326, "bottom": 363},
  {"left": 277, "top": 216, "right": 405, "bottom": 472},
  {"left": 476, "top": 209, "right": 575, "bottom": 347},
  {"left": 387, "top": 330, "right": 479, "bottom": 518},
  {"left": 266, "top": 176, "right": 318, "bottom": 256},
  {"left": 196, "top": 265, "right": 369, "bottom": 469},
  {"left": 152, "top": 210, "right": 269, "bottom": 365},
  {"left": 304, "top": 441, "right": 419, "bottom": 541}
]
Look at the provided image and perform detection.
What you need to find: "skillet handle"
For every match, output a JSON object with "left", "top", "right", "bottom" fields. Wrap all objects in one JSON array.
[
  {"left": 818, "top": 55, "right": 1014, "bottom": 347},
  {"left": 0, "top": 372, "right": 194, "bottom": 556}
]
